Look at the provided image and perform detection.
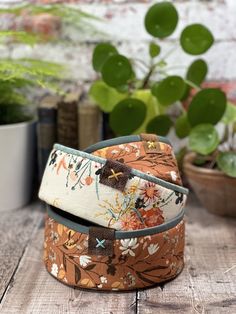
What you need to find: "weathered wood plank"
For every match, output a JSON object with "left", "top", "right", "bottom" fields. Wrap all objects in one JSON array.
[
  {"left": 137, "top": 195, "right": 236, "bottom": 314},
  {"left": 0, "top": 202, "right": 44, "bottom": 301},
  {"left": 0, "top": 228, "right": 136, "bottom": 314},
  {"left": 1, "top": 196, "right": 236, "bottom": 313}
]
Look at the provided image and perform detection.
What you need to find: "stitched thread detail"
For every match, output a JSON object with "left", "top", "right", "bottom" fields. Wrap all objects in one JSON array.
[
  {"left": 140, "top": 133, "right": 160, "bottom": 154},
  {"left": 99, "top": 160, "right": 131, "bottom": 192},
  {"left": 147, "top": 141, "right": 156, "bottom": 149},
  {"left": 96, "top": 238, "right": 106, "bottom": 248},
  {"left": 88, "top": 227, "right": 115, "bottom": 256},
  {"left": 108, "top": 169, "right": 123, "bottom": 181}
]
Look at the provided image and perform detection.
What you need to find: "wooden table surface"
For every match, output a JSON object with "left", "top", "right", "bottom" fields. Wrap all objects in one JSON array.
[{"left": 0, "top": 195, "right": 235, "bottom": 314}]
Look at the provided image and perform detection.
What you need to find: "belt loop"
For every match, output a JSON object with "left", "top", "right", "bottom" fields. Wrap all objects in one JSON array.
[{"left": 140, "top": 133, "right": 160, "bottom": 154}]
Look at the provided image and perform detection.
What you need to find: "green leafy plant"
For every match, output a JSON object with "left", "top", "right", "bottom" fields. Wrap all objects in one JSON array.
[
  {"left": 0, "top": 3, "right": 102, "bottom": 124},
  {"left": 0, "top": 30, "right": 64, "bottom": 124},
  {"left": 89, "top": 1, "right": 236, "bottom": 178},
  {"left": 0, "top": 3, "right": 99, "bottom": 41}
]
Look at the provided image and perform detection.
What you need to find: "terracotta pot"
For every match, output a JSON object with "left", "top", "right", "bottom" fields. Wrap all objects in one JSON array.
[{"left": 183, "top": 153, "right": 236, "bottom": 217}]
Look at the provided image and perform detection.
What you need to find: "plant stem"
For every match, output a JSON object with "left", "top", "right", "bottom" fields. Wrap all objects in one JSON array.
[
  {"left": 142, "top": 65, "right": 155, "bottom": 88},
  {"left": 185, "top": 79, "right": 201, "bottom": 91},
  {"left": 208, "top": 150, "right": 219, "bottom": 169}
]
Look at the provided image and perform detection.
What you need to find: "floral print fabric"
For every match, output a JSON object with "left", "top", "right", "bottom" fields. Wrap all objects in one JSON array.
[
  {"left": 44, "top": 215, "right": 185, "bottom": 291},
  {"left": 92, "top": 141, "right": 182, "bottom": 186},
  {"left": 39, "top": 148, "right": 186, "bottom": 231}
]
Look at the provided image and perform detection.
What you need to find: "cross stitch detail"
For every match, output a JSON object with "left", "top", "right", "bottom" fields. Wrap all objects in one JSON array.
[
  {"left": 98, "top": 159, "right": 132, "bottom": 192},
  {"left": 108, "top": 169, "right": 123, "bottom": 181},
  {"left": 147, "top": 141, "right": 156, "bottom": 149},
  {"left": 96, "top": 238, "right": 106, "bottom": 249}
]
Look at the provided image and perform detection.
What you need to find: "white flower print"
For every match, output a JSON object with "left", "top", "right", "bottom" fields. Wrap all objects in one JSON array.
[
  {"left": 170, "top": 171, "right": 177, "bottom": 182},
  {"left": 111, "top": 149, "right": 119, "bottom": 154},
  {"left": 50, "top": 231, "right": 59, "bottom": 244},
  {"left": 148, "top": 243, "right": 159, "bottom": 255},
  {"left": 119, "top": 238, "right": 139, "bottom": 256},
  {"left": 135, "top": 150, "right": 140, "bottom": 158},
  {"left": 126, "top": 272, "right": 136, "bottom": 287},
  {"left": 49, "top": 248, "right": 56, "bottom": 261},
  {"left": 100, "top": 276, "right": 107, "bottom": 284},
  {"left": 51, "top": 263, "right": 58, "bottom": 277},
  {"left": 79, "top": 255, "right": 91, "bottom": 267}
]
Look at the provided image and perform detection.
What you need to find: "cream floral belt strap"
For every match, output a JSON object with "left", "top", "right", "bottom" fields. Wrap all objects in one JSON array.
[{"left": 39, "top": 134, "right": 188, "bottom": 231}]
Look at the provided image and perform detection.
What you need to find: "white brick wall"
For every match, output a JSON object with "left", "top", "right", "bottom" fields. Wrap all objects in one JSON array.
[{"left": 0, "top": 0, "right": 236, "bottom": 82}]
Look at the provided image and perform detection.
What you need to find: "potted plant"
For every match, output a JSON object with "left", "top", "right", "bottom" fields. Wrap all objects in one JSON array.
[
  {"left": 0, "top": 30, "right": 63, "bottom": 211},
  {"left": 89, "top": 1, "right": 219, "bottom": 136},
  {"left": 183, "top": 104, "right": 236, "bottom": 217},
  {"left": 89, "top": 1, "right": 235, "bottom": 216},
  {"left": 0, "top": 3, "right": 101, "bottom": 211}
]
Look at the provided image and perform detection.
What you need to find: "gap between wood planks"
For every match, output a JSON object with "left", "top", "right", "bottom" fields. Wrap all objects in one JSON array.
[
  {"left": 0, "top": 202, "right": 44, "bottom": 303},
  {"left": 0, "top": 196, "right": 236, "bottom": 313}
]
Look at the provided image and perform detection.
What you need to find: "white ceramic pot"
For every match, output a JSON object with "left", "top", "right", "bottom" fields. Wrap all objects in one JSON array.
[{"left": 0, "top": 120, "right": 36, "bottom": 211}]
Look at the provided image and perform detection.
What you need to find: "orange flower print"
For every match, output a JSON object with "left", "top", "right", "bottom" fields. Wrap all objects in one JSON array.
[
  {"left": 70, "top": 171, "right": 78, "bottom": 181},
  {"left": 139, "top": 207, "right": 164, "bottom": 228},
  {"left": 120, "top": 213, "right": 143, "bottom": 231},
  {"left": 56, "top": 156, "right": 67, "bottom": 175},
  {"left": 139, "top": 182, "right": 160, "bottom": 205},
  {"left": 85, "top": 176, "right": 93, "bottom": 185}
]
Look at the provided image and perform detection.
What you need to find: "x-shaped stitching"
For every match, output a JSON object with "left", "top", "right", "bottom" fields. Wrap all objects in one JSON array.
[
  {"left": 108, "top": 168, "right": 123, "bottom": 181},
  {"left": 96, "top": 238, "right": 106, "bottom": 249},
  {"left": 147, "top": 141, "right": 156, "bottom": 149}
]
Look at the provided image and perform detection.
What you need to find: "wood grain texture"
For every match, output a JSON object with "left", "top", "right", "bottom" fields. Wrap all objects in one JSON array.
[
  {"left": 0, "top": 230, "right": 136, "bottom": 314},
  {"left": 0, "top": 203, "right": 44, "bottom": 301},
  {"left": 137, "top": 195, "right": 236, "bottom": 314},
  {"left": 0, "top": 196, "right": 235, "bottom": 313}
]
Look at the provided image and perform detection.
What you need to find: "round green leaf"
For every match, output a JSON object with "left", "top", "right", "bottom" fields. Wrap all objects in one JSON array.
[
  {"left": 115, "top": 84, "right": 129, "bottom": 94},
  {"left": 89, "top": 80, "right": 126, "bottom": 113},
  {"left": 92, "top": 43, "right": 118, "bottom": 72},
  {"left": 132, "top": 89, "right": 161, "bottom": 133},
  {"left": 102, "top": 54, "right": 133, "bottom": 88},
  {"left": 180, "top": 84, "right": 191, "bottom": 101},
  {"left": 149, "top": 42, "right": 161, "bottom": 58},
  {"left": 110, "top": 98, "right": 146, "bottom": 135},
  {"left": 186, "top": 59, "right": 208, "bottom": 86},
  {"left": 217, "top": 152, "right": 236, "bottom": 178},
  {"left": 180, "top": 24, "right": 214, "bottom": 55},
  {"left": 189, "top": 124, "right": 219, "bottom": 155},
  {"left": 145, "top": 2, "right": 178, "bottom": 38},
  {"left": 188, "top": 88, "right": 227, "bottom": 126},
  {"left": 146, "top": 114, "right": 173, "bottom": 136},
  {"left": 152, "top": 76, "right": 186, "bottom": 106},
  {"left": 222, "top": 102, "right": 236, "bottom": 124},
  {"left": 175, "top": 113, "right": 191, "bottom": 139}
]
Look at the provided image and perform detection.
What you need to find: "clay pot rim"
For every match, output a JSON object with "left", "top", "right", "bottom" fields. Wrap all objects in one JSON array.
[{"left": 183, "top": 152, "right": 228, "bottom": 178}]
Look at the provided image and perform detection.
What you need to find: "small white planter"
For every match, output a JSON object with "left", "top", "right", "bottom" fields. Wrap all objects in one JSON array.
[{"left": 0, "top": 120, "right": 36, "bottom": 211}]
